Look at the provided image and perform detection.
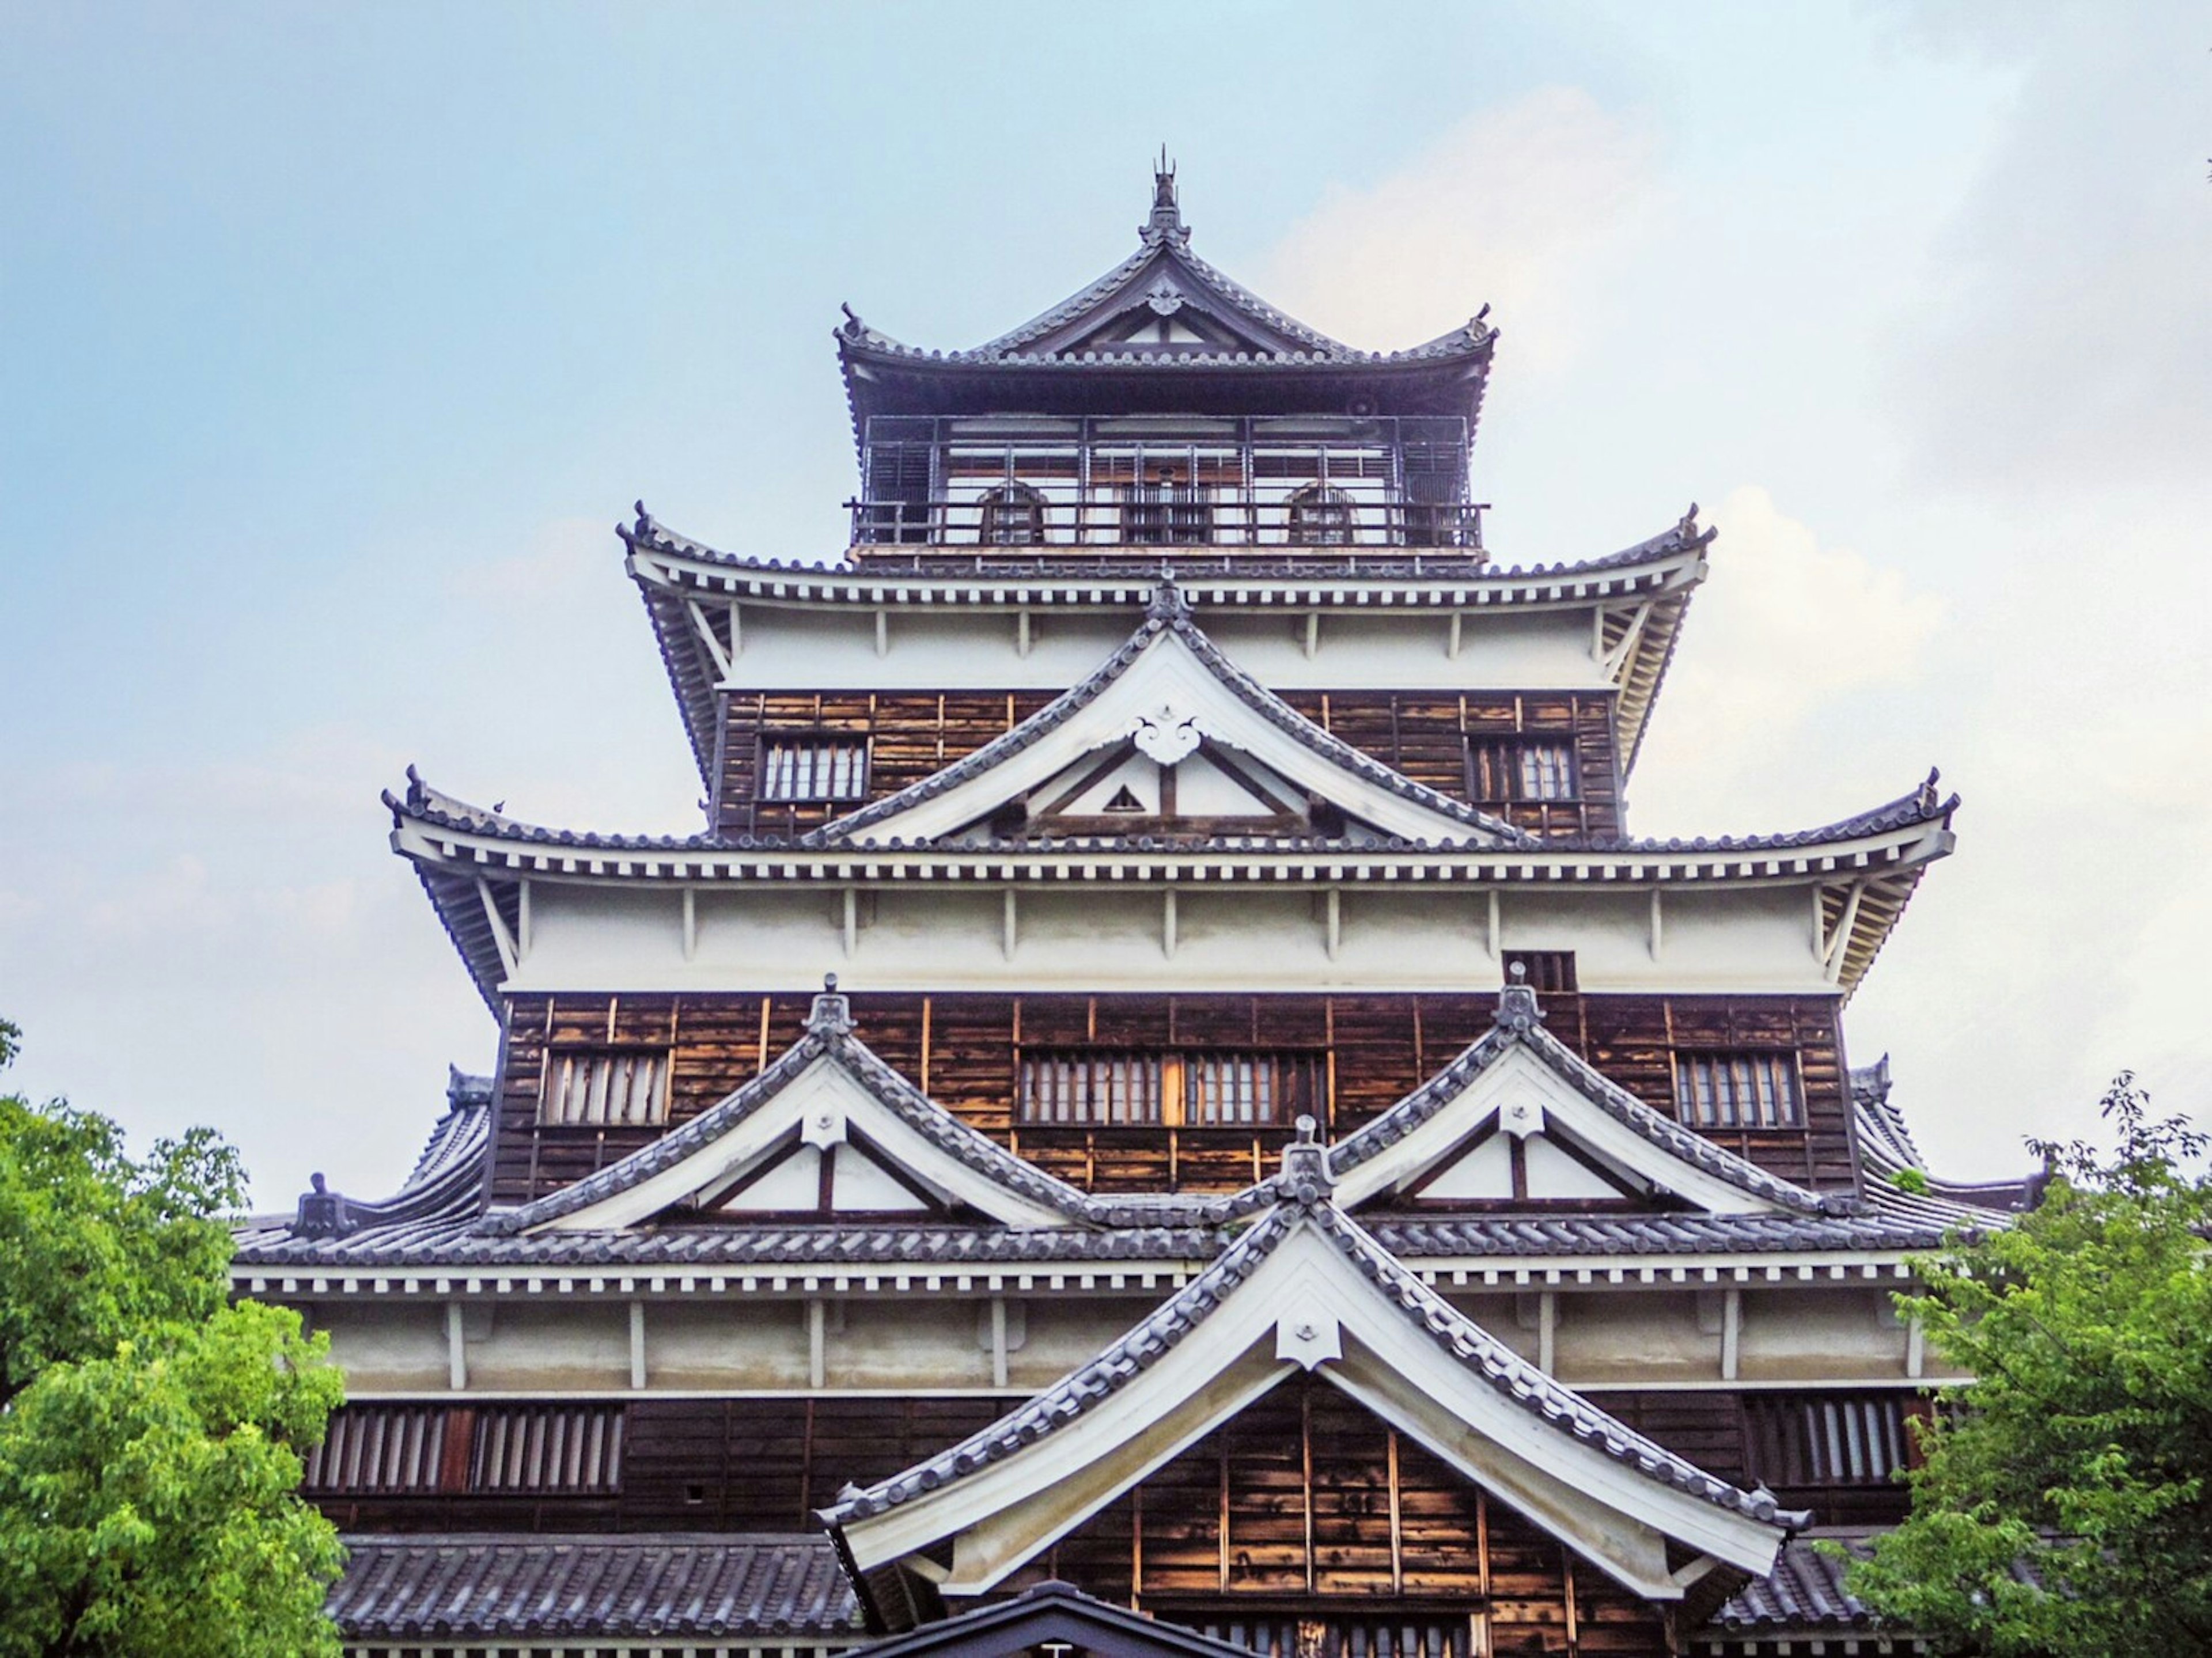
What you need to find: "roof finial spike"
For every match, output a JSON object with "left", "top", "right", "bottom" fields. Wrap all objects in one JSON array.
[
  {"left": 1278, "top": 1114, "right": 1332, "bottom": 1206},
  {"left": 1143, "top": 147, "right": 1187, "bottom": 244},
  {"left": 1496, "top": 961, "right": 1545, "bottom": 1035},
  {"left": 808, "top": 972, "right": 853, "bottom": 1039}
]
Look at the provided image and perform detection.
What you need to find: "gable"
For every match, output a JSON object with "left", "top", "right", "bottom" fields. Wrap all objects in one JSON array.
[
  {"left": 827, "top": 1205, "right": 1797, "bottom": 1613},
  {"left": 815, "top": 599, "right": 1525, "bottom": 851},
  {"left": 1327, "top": 996, "right": 1835, "bottom": 1219},
  {"left": 989, "top": 1374, "right": 1675, "bottom": 1654}
]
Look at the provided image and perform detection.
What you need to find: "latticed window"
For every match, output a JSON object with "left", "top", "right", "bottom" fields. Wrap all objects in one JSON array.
[
  {"left": 1187, "top": 1053, "right": 1287, "bottom": 1124},
  {"left": 977, "top": 483, "right": 1046, "bottom": 545},
  {"left": 1018, "top": 1053, "right": 1165, "bottom": 1125},
  {"left": 470, "top": 1404, "right": 624, "bottom": 1494},
  {"left": 541, "top": 1049, "right": 670, "bottom": 1126},
  {"left": 1675, "top": 1051, "right": 1802, "bottom": 1129},
  {"left": 1745, "top": 1393, "right": 1912, "bottom": 1486},
  {"left": 304, "top": 1404, "right": 625, "bottom": 1496},
  {"left": 1018, "top": 1051, "right": 1322, "bottom": 1127},
  {"left": 1467, "top": 740, "right": 1577, "bottom": 802},
  {"left": 304, "top": 1404, "right": 454, "bottom": 1494},
  {"left": 760, "top": 737, "right": 869, "bottom": 803},
  {"left": 1122, "top": 479, "right": 1211, "bottom": 544},
  {"left": 1285, "top": 482, "right": 1354, "bottom": 546}
]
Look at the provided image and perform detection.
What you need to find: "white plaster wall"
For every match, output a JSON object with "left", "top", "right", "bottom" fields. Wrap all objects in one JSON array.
[
  {"left": 1736, "top": 1289, "right": 1912, "bottom": 1382},
  {"left": 825, "top": 1297, "right": 992, "bottom": 1389},
  {"left": 638, "top": 1299, "right": 812, "bottom": 1390},
  {"left": 713, "top": 604, "right": 1609, "bottom": 693},
  {"left": 466, "top": 1302, "right": 631, "bottom": 1391},
  {"left": 1552, "top": 1291, "right": 1721, "bottom": 1384},
  {"left": 504, "top": 878, "right": 1836, "bottom": 997},
  {"left": 317, "top": 1302, "right": 448, "bottom": 1391}
]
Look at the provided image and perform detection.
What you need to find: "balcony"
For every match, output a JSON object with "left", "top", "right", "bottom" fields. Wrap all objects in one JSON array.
[{"left": 849, "top": 413, "right": 1484, "bottom": 561}]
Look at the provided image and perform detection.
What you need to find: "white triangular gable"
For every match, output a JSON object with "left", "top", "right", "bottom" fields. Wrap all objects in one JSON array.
[
  {"left": 824, "top": 620, "right": 1516, "bottom": 848},
  {"left": 1331, "top": 1043, "right": 1794, "bottom": 1216},
  {"left": 831, "top": 1208, "right": 1792, "bottom": 1600},
  {"left": 528, "top": 1050, "right": 1075, "bottom": 1233}
]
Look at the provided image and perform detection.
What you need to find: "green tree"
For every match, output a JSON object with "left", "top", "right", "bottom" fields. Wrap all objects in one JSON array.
[
  {"left": 1848, "top": 1074, "right": 2212, "bottom": 1655},
  {"left": 0, "top": 1019, "right": 346, "bottom": 1657}
]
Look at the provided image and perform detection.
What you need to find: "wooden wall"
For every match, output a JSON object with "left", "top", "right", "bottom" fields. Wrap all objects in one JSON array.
[
  {"left": 490, "top": 992, "right": 1855, "bottom": 1205},
  {"left": 714, "top": 690, "right": 1622, "bottom": 841},
  {"left": 306, "top": 1387, "right": 1914, "bottom": 1541}
]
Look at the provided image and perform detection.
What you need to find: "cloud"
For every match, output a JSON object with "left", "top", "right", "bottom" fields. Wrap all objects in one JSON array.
[
  {"left": 1631, "top": 487, "right": 1946, "bottom": 827},
  {"left": 1877, "top": 0, "right": 2212, "bottom": 492},
  {"left": 1258, "top": 87, "right": 1660, "bottom": 373}
]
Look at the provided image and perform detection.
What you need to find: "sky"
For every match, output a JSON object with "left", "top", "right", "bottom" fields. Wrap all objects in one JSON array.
[{"left": 2, "top": 1, "right": 2207, "bottom": 1206}]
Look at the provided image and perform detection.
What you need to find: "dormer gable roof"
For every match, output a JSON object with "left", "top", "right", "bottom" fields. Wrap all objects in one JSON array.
[
  {"left": 821, "top": 1160, "right": 1805, "bottom": 1621},
  {"left": 481, "top": 985, "right": 1233, "bottom": 1237},
  {"left": 1329, "top": 978, "right": 1849, "bottom": 1217},
  {"left": 806, "top": 585, "right": 1533, "bottom": 851}
]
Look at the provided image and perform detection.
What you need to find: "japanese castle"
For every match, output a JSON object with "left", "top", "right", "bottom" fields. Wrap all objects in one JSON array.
[{"left": 238, "top": 164, "right": 2023, "bottom": 1657}]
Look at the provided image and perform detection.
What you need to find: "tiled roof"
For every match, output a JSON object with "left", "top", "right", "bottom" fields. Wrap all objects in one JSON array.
[
  {"left": 328, "top": 1532, "right": 862, "bottom": 1641},
  {"left": 1710, "top": 1532, "right": 1879, "bottom": 1631},
  {"left": 1850, "top": 1057, "right": 2031, "bottom": 1227},
  {"left": 834, "top": 176, "right": 1492, "bottom": 370},
  {"left": 808, "top": 583, "right": 1533, "bottom": 849},
  {"left": 1330, "top": 981, "right": 1849, "bottom": 1217},
  {"left": 820, "top": 1187, "right": 1807, "bottom": 1534}
]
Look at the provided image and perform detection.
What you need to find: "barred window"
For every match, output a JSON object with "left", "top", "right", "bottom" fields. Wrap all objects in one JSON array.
[
  {"left": 303, "top": 1404, "right": 454, "bottom": 1494},
  {"left": 304, "top": 1403, "right": 624, "bottom": 1496},
  {"left": 1676, "top": 1051, "right": 1801, "bottom": 1129},
  {"left": 1018, "top": 1053, "right": 1165, "bottom": 1125},
  {"left": 760, "top": 738, "right": 869, "bottom": 803},
  {"left": 542, "top": 1049, "right": 669, "bottom": 1126},
  {"left": 1018, "top": 1051, "right": 1321, "bottom": 1128},
  {"left": 1745, "top": 1393, "right": 1912, "bottom": 1486},
  {"left": 1188, "top": 1053, "right": 1293, "bottom": 1125},
  {"left": 471, "top": 1404, "right": 624, "bottom": 1494},
  {"left": 1467, "top": 740, "right": 1577, "bottom": 802}
]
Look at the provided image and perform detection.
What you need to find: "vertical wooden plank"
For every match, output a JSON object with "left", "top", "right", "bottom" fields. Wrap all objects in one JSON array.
[
  {"left": 1387, "top": 1426, "right": 1404, "bottom": 1596},
  {"left": 1473, "top": 1488, "right": 1493, "bottom": 1657},
  {"left": 1218, "top": 1439, "right": 1232, "bottom": 1592},
  {"left": 1301, "top": 1383, "right": 1316, "bottom": 1593},
  {"left": 756, "top": 996, "right": 771, "bottom": 1075},
  {"left": 1561, "top": 1550, "right": 1580, "bottom": 1656},
  {"left": 919, "top": 996, "right": 933, "bottom": 1096}
]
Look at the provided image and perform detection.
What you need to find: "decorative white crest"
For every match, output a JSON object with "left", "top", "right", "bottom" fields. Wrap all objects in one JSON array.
[{"left": 1132, "top": 705, "right": 1201, "bottom": 767}]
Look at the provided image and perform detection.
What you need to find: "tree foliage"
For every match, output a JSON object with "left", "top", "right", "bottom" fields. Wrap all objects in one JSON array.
[
  {"left": 1849, "top": 1074, "right": 2212, "bottom": 1655},
  {"left": 0, "top": 1021, "right": 346, "bottom": 1657}
]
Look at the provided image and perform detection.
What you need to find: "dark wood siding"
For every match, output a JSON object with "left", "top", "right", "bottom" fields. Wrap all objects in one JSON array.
[
  {"left": 490, "top": 992, "right": 1855, "bottom": 1204},
  {"left": 715, "top": 689, "right": 1622, "bottom": 841},
  {"left": 306, "top": 1387, "right": 1910, "bottom": 1538}
]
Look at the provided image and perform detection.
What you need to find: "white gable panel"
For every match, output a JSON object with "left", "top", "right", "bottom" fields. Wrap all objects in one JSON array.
[
  {"left": 1418, "top": 1135, "right": 1516, "bottom": 1200},
  {"left": 714, "top": 1148, "right": 823, "bottom": 1213},
  {"left": 833, "top": 1151, "right": 934, "bottom": 1212},
  {"left": 1334, "top": 1045, "right": 1783, "bottom": 1216},
  {"left": 1522, "top": 1136, "right": 1632, "bottom": 1201}
]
